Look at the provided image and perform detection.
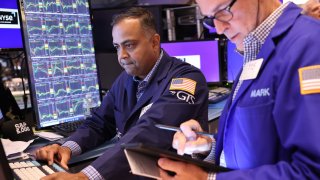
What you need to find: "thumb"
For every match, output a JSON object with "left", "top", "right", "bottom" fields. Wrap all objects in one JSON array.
[{"left": 47, "top": 150, "right": 56, "bottom": 165}]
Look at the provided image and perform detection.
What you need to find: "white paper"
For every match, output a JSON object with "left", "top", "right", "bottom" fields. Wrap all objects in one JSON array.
[
  {"left": 35, "top": 131, "right": 64, "bottom": 141},
  {"left": 240, "top": 58, "right": 263, "bottom": 81},
  {"left": 1, "top": 138, "right": 34, "bottom": 156},
  {"left": 124, "top": 149, "right": 160, "bottom": 179}
]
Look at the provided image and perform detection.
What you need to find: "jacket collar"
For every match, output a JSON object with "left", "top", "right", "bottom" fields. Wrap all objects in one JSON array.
[
  {"left": 124, "top": 51, "right": 173, "bottom": 130},
  {"left": 230, "top": 3, "right": 302, "bottom": 108},
  {"left": 132, "top": 51, "right": 172, "bottom": 108}
]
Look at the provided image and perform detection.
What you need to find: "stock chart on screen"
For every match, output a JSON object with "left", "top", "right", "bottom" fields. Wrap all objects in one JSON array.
[{"left": 20, "top": 0, "right": 101, "bottom": 128}]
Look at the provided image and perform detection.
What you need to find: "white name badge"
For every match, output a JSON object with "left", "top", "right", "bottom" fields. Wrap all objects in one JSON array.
[{"left": 239, "top": 58, "right": 263, "bottom": 81}]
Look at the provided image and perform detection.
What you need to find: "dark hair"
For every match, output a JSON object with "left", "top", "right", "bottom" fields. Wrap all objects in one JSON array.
[{"left": 111, "top": 7, "right": 157, "bottom": 35}]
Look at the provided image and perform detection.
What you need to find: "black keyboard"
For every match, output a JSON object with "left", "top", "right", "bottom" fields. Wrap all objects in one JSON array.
[
  {"left": 208, "top": 87, "right": 230, "bottom": 103},
  {"left": 53, "top": 120, "right": 84, "bottom": 134}
]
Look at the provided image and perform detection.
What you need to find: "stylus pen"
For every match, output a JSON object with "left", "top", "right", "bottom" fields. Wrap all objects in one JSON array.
[{"left": 155, "top": 124, "right": 213, "bottom": 138}]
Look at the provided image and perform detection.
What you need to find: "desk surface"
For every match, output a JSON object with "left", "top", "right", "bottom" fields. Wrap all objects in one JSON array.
[{"left": 21, "top": 98, "right": 227, "bottom": 172}]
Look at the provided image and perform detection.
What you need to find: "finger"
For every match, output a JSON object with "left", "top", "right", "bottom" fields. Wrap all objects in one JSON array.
[
  {"left": 59, "top": 151, "right": 70, "bottom": 170},
  {"left": 159, "top": 168, "right": 174, "bottom": 180},
  {"left": 35, "top": 149, "right": 42, "bottom": 159},
  {"left": 180, "top": 120, "right": 202, "bottom": 140},
  {"left": 172, "top": 132, "right": 180, "bottom": 149},
  {"left": 47, "top": 150, "right": 56, "bottom": 165},
  {"left": 48, "top": 145, "right": 61, "bottom": 164},
  {"left": 158, "top": 158, "right": 186, "bottom": 174},
  {"left": 40, "top": 172, "right": 57, "bottom": 180},
  {"left": 38, "top": 149, "right": 49, "bottom": 161},
  {"left": 183, "top": 119, "right": 202, "bottom": 129},
  {"left": 173, "top": 131, "right": 187, "bottom": 155},
  {"left": 184, "top": 136, "right": 212, "bottom": 154}
]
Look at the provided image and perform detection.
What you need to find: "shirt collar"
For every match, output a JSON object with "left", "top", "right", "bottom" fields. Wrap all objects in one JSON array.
[
  {"left": 251, "top": 2, "right": 289, "bottom": 44},
  {"left": 242, "top": 2, "right": 289, "bottom": 63},
  {"left": 133, "top": 50, "right": 163, "bottom": 83}
]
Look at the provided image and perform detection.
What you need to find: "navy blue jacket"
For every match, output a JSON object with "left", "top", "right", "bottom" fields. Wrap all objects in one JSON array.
[
  {"left": 216, "top": 3, "right": 320, "bottom": 179},
  {"left": 69, "top": 51, "right": 209, "bottom": 179}
]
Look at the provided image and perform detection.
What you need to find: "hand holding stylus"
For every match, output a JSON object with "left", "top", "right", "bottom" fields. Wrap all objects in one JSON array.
[{"left": 156, "top": 120, "right": 213, "bottom": 155}]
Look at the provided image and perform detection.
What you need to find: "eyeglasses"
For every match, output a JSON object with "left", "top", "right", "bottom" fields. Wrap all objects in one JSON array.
[{"left": 202, "top": 0, "right": 237, "bottom": 29}]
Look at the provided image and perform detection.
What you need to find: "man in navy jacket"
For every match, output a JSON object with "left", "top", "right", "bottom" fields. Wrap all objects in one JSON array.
[
  {"left": 36, "top": 7, "right": 208, "bottom": 179},
  {"left": 158, "top": 0, "right": 320, "bottom": 179}
]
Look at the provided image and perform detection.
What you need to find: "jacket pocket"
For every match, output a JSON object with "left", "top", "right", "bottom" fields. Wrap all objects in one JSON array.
[{"left": 230, "top": 101, "right": 278, "bottom": 168}]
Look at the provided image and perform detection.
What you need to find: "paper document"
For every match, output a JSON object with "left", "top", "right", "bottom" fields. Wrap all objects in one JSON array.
[
  {"left": 35, "top": 132, "right": 64, "bottom": 141},
  {"left": 1, "top": 138, "right": 34, "bottom": 156},
  {"left": 124, "top": 149, "right": 160, "bottom": 179}
]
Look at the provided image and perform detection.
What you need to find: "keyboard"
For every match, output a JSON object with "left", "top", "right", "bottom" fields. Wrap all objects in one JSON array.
[
  {"left": 9, "top": 159, "right": 65, "bottom": 180},
  {"left": 208, "top": 108, "right": 223, "bottom": 120},
  {"left": 208, "top": 99, "right": 228, "bottom": 120},
  {"left": 53, "top": 120, "right": 84, "bottom": 135},
  {"left": 208, "top": 87, "right": 230, "bottom": 104}
]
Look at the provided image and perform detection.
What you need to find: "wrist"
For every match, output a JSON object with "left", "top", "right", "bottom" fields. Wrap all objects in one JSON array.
[
  {"left": 61, "top": 146, "right": 72, "bottom": 155},
  {"left": 76, "top": 172, "right": 89, "bottom": 180}
]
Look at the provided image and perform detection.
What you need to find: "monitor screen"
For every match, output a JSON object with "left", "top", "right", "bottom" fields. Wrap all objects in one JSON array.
[
  {"left": 0, "top": 1, "right": 23, "bottom": 49},
  {"left": 161, "top": 40, "right": 220, "bottom": 83},
  {"left": 19, "top": 0, "right": 101, "bottom": 128},
  {"left": 227, "top": 41, "right": 243, "bottom": 82}
]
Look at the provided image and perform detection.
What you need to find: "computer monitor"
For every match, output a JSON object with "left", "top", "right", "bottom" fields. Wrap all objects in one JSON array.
[
  {"left": 0, "top": 0, "right": 23, "bottom": 50},
  {"left": 18, "top": 0, "right": 101, "bottom": 128},
  {"left": 227, "top": 41, "right": 243, "bottom": 82},
  {"left": 161, "top": 40, "right": 220, "bottom": 84}
]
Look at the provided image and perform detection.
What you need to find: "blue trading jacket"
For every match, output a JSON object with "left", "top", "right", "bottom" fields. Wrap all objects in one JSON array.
[
  {"left": 68, "top": 51, "right": 209, "bottom": 179},
  {"left": 216, "top": 3, "right": 320, "bottom": 179}
]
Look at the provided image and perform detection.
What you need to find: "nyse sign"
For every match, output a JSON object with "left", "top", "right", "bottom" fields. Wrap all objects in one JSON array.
[{"left": 0, "top": 8, "right": 20, "bottom": 29}]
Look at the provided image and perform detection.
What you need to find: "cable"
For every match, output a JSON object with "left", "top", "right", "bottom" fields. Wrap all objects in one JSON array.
[
  {"left": 198, "top": 29, "right": 205, "bottom": 39},
  {"left": 0, "top": 52, "right": 24, "bottom": 60},
  {"left": 19, "top": 54, "right": 28, "bottom": 120},
  {"left": 0, "top": 52, "right": 25, "bottom": 78},
  {"left": 4, "top": 51, "right": 28, "bottom": 120}
]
